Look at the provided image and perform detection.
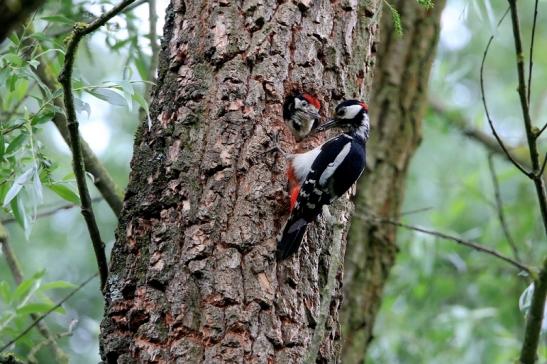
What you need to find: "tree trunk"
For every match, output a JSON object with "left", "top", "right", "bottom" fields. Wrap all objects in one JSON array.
[
  {"left": 100, "top": 1, "right": 382, "bottom": 363},
  {"left": 340, "top": 1, "right": 446, "bottom": 362}
]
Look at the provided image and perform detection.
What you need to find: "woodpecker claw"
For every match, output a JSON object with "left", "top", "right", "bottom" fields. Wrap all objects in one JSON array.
[{"left": 260, "top": 130, "right": 287, "bottom": 158}]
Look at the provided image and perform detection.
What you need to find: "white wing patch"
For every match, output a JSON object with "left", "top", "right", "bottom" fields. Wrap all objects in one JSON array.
[
  {"left": 291, "top": 147, "right": 321, "bottom": 184},
  {"left": 319, "top": 142, "right": 351, "bottom": 186}
]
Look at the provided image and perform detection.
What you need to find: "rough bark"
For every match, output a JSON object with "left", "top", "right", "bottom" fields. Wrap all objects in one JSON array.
[
  {"left": 100, "top": 1, "right": 381, "bottom": 363},
  {"left": 340, "top": 1, "right": 446, "bottom": 363}
]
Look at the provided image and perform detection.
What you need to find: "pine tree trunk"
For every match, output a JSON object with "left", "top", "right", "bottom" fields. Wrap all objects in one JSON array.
[
  {"left": 340, "top": 1, "right": 446, "bottom": 363},
  {"left": 99, "top": 1, "right": 382, "bottom": 362}
]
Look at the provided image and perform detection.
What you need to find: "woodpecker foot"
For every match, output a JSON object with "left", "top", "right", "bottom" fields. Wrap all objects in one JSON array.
[{"left": 261, "top": 130, "right": 287, "bottom": 158}]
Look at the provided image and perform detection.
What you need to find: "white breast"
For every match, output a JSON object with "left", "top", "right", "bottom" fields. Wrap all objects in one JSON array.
[{"left": 291, "top": 147, "right": 321, "bottom": 184}]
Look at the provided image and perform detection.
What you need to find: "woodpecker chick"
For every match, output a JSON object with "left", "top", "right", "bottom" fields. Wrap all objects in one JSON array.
[
  {"left": 277, "top": 99, "right": 370, "bottom": 260},
  {"left": 283, "top": 93, "right": 321, "bottom": 141}
]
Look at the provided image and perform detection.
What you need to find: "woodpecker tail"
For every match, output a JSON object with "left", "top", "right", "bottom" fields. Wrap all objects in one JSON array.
[{"left": 277, "top": 216, "right": 308, "bottom": 260}]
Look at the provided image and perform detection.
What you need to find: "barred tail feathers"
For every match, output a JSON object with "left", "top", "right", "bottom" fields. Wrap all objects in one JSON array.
[{"left": 277, "top": 217, "right": 308, "bottom": 260}]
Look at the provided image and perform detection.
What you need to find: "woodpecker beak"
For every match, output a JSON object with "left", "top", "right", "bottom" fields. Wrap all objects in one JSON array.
[
  {"left": 306, "top": 109, "right": 321, "bottom": 119},
  {"left": 313, "top": 118, "right": 338, "bottom": 134}
]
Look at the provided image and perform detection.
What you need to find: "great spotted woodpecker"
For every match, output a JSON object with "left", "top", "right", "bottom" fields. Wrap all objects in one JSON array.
[
  {"left": 283, "top": 93, "right": 321, "bottom": 141},
  {"left": 281, "top": 93, "right": 321, "bottom": 211},
  {"left": 277, "top": 100, "right": 370, "bottom": 260}
]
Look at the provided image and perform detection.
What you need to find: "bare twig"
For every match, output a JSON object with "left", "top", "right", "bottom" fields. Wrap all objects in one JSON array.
[
  {"left": 27, "top": 320, "right": 76, "bottom": 362},
  {"left": 58, "top": 0, "right": 136, "bottom": 289},
  {"left": 400, "top": 206, "right": 434, "bottom": 216},
  {"left": 1, "top": 197, "right": 102, "bottom": 225},
  {"left": 122, "top": 0, "right": 148, "bottom": 14},
  {"left": 357, "top": 212, "right": 532, "bottom": 274},
  {"left": 480, "top": 7, "right": 532, "bottom": 178},
  {"left": 537, "top": 122, "right": 547, "bottom": 139},
  {"left": 0, "top": 273, "right": 98, "bottom": 353},
  {"left": 487, "top": 155, "right": 521, "bottom": 262},
  {"left": 0, "top": 223, "right": 67, "bottom": 361},
  {"left": 506, "top": 1, "right": 547, "bottom": 362},
  {"left": 527, "top": 0, "right": 539, "bottom": 104}
]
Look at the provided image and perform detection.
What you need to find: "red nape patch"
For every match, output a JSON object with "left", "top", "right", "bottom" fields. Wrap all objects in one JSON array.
[
  {"left": 303, "top": 94, "right": 321, "bottom": 110},
  {"left": 359, "top": 101, "right": 369, "bottom": 112},
  {"left": 289, "top": 186, "right": 300, "bottom": 212}
]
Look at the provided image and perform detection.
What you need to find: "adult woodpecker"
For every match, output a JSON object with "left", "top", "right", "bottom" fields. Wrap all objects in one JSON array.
[
  {"left": 277, "top": 99, "right": 370, "bottom": 260},
  {"left": 283, "top": 93, "right": 321, "bottom": 141}
]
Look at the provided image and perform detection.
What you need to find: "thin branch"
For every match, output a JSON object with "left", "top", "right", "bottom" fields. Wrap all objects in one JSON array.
[
  {"left": 0, "top": 272, "right": 98, "bottom": 353},
  {"left": 0, "top": 223, "right": 67, "bottom": 361},
  {"left": 487, "top": 155, "right": 521, "bottom": 262},
  {"left": 1, "top": 197, "right": 102, "bottom": 225},
  {"left": 399, "top": 206, "right": 434, "bottom": 216},
  {"left": 357, "top": 212, "right": 532, "bottom": 275},
  {"left": 430, "top": 100, "right": 547, "bottom": 185},
  {"left": 507, "top": 2, "right": 547, "bottom": 361},
  {"left": 479, "top": 7, "right": 532, "bottom": 178},
  {"left": 58, "top": 0, "right": 136, "bottom": 289},
  {"left": 538, "top": 153, "right": 547, "bottom": 178},
  {"left": 537, "top": 121, "right": 547, "bottom": 139},
  {"left": 27, "top": 320, "right": 76, "bottom": 363},
  {"left": 527, "top": 0, "right": 539, "bottom": 104},
  {"left": 121, "top": 0, "right": 148, "bottom": 14},
  {"left": 45, "top": 0, "right": 149, "bottom": 38}
]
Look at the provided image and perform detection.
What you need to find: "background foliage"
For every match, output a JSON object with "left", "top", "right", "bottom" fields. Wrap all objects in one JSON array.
[
  {"left": 369, "top": 0, "right": 547, "bottom": 362},
  {"left": 0, "top": 0, "right": 545, "bottom": 363}
]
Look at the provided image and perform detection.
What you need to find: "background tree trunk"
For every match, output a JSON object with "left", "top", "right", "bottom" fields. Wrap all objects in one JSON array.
[
  {"left": 100, "top": 1, "right": 382, "bottom": 362},
  {"left": 340, "top": 1, "right": 446, "bottom": 363}
]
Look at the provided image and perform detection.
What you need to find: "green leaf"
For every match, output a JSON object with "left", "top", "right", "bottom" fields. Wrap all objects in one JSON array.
[
  {"left": 40, "top": 15, "right": 74, "bottom": 24},
  {"left": 119, "top": 80, "right": 135, "bottom": 110},
  {"left": 16, "top": 302, "right": 55, "bottom": 315},
  {"left": 134, "top": 52, "right": 149, "bottom": 81},
  {"left": 0, "top": 132, "right": 5, "bottom": 159},
  {"left": 33, "top": 168, "right": 43, "bottom": 202},
  {"left": 87, "top": 88, "right": 126, "bottom": 107},
  {"left": 133, "top": 92, "right": 151, "bottom": 128},
  {"left": 3, "top": 168, "right": 33, "bottom": 207},
  {"left": 12, "top": 277, "right": 38, "bottom": 305},
  {"left": 10, "top": 195, "right": 29, "bottom": 236},
  {"left": 5, "top": 133, "right": 27, "bottom": 155},
  {"left": 31, "top": 110, "right": 55, "bottom": 125},
  {"left": 39, "top": 280, "right": 76, "bottom": 291},
  {"left": 0, "top": 281, "right": 11, "bottom": 303},
  {"left": 47, "top": 184, "right": 80, "bottom": 204}
]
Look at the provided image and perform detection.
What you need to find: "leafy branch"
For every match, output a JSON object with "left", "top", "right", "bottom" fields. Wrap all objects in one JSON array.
[
  {"left": 57, "top": 0, "right": 136, "bottom": 290},
  {"left": 0, "top": 273, "right": 98, "bottom": 353},
  {"left": 0, "top": 223, "right": 67, "bottom": 362}
]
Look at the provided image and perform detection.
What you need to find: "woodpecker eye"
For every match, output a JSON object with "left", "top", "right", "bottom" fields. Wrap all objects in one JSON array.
[
  {"left": 301, "top": 100, "right": 308, "bottom": 107},
  {"left": 336, "top": 109, "right": 345, "bottom": 117}
]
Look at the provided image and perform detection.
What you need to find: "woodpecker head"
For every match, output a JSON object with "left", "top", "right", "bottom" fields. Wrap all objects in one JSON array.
[
  {"left": 314, "top": 100, "right": 370, "bottom": 140},
  {"left": 283, "top": 93, "right": 321, "bottom": 140}
]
